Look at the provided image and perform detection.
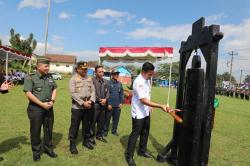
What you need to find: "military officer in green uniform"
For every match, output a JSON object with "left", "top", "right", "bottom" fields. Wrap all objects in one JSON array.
[
  {"left": 23, "top": 58, "right": 58, "bottom": 161},
  {"left": 68, "top": 61, "right": 96, "bottom": 154}
]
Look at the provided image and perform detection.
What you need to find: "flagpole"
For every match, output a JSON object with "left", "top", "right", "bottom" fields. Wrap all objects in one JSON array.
[{"left": 44, "top": 0, "right": 51, "bottom": 56}]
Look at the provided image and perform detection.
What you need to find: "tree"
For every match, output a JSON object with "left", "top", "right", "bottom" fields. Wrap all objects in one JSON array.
[
  {"left": 157, "top": 61, "right": 179, "bottom": 81},
  {"left": 221, "top": 72, "right": 236, "bottom": 82},
  {"left": 0, "top": 39, "right": 2, "bottom": 46},
  {"left": 125, "top": 65, "right": 139, "bottom": 75},
  {"left": 244, "top": 75, "right": 250, "bottom": 83},
  {"left": 216, "top": 72, "right": 237, "bottom": 86},
  {"left": 216, "top": 74, "right": 223, "bottom": 87},
  {"left": 9, "top": 28, "right": 37, "bottom": 55}
]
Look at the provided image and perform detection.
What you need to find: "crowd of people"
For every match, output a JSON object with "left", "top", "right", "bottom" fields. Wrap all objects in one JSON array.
[
  {"left": 1, "top": 58, "right": 173, "bottom": 166},
  {"left": 0, "top": 69, "right": 27, "bottom": 85},
  {"left": 216, "top": 86, "right": 250, "bottom": 100},
  {"left": 6, "top": 70, "right": 27, "bottom": 85}
]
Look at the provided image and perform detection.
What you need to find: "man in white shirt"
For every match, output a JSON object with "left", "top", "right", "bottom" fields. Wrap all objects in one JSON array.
[{"left": 125, "top": 62, "right": 171, "bottom": 166}]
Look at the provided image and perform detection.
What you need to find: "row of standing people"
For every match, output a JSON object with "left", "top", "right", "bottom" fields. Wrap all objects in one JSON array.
[
  {"left": 23, "top": 58, "right": 124, "bottom": 161},
  {"left": 22, "top": 58, "right": 172, "bottom": 166},
  {"left": 68, "top": 62, "right": 124, "bottom": 154}
]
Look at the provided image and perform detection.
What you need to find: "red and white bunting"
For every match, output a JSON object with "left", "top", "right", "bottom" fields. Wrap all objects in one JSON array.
[{"left": 99, "top": 47, "right": 173, "bottom": 59}]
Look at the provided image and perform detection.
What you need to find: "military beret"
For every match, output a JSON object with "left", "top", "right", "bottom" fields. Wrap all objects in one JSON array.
[{"left": 37, "top": 57, "right": 50, "bottom": 64}]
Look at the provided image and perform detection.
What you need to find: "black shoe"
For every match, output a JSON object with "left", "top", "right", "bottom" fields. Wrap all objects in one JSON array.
[
  {"left": 83, "top": 142, "right": 94, "bottom": 150},
  {"left": 96, "top": 137, "right": 107, "bottom": 143},
  {"left": 33, "top": 154, "right": 41, "bottom": 161},
  {"left": 70, "top": 142, "right": 78, "bottom": 154},
  {"left": 44, "top": 150, "right": 58, "bottom": 158},
  {"left": 125, "top": 155, "right": 136, "bottom": 166},
  {"left": 89, "top": 139, "right": 96, "bottom": 146},
  {"left": 138, "top": 151, "right": 152, "bottom": 158},
  {"left": 112, "top": 132, "right": 119, "bottom": 136}
]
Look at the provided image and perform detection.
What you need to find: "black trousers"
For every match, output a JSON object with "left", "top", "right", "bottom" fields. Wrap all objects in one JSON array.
[
  {"left": 126, "top": 116, "right": 150, "bottom": 157},
  {"left": 104, "top": 107, "right": 121, "bottom": 134},
  {"left": 27, "top": 104, "right": 54, "bottom": 156},
  {"left": 91, "top": 104, "right": 106, "bottom": 138},
  {"left": 68, "top": 108, "right": 94, "bottom": 143}
]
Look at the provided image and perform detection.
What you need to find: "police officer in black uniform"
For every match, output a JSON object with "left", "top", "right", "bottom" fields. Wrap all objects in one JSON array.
[
  {"left": 68, "top": 61, "right": 96, "bottom": 153},
  {"left": 23, "top": 58, "right": 58, "bottom": 161}
]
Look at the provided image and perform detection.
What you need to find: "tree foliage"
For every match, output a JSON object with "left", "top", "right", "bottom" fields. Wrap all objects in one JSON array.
[
  {"left": 244, "top": 75, "right": 250, "bottom": 83},
  {"left": 157, "top": 61, "right": 179, "bottom": 81},
  {"left": 9, "top": 28, "right": 37, "bottom": 55},
  {"left": 125, "top": 65, "right": 140, "bottom": 75},
  {"left": 216, "top": 72, "right": 237, "bottom": 86}
]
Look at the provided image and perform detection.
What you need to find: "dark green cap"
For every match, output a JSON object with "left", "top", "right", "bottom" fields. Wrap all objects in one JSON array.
[{"left": 37, "top": 57, "right": 50, "bottom": 64}]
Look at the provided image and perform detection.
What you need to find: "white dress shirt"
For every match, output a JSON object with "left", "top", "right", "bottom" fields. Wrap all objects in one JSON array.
[{"left": 131, "top": 74, "right": 151, "bottom": 119}]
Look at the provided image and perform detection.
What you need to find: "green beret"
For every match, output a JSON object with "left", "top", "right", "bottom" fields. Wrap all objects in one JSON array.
[{"left": 37, "top": 58, "right": 50, "bottom": 64}]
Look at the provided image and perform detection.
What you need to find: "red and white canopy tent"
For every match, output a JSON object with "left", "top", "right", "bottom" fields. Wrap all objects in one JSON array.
[
  {"left": 0, "top": 45, "right": 31, "bottom": 80},
  {"left": 99, "top": 47, "right": 173, "bottom": 63},
  {"left": 99, "top": 47, "right": 174, "bottom": 106}
]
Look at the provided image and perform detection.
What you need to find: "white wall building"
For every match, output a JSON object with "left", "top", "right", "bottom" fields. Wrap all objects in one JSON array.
[{"left": 45, "top": 54, "right": 76, "bottom": 74}]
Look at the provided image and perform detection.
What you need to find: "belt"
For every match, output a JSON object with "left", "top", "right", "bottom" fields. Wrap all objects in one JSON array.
[
  {"left": 28, "top": 102, "right": 45, "bottom": 111},
  {"left": 72, "top": 97, "right": 91, "bottom": 104}
]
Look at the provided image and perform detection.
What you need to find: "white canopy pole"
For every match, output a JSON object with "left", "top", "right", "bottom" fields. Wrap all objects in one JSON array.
[
  {"left": 167, "top": 57, "right": 173, "bottom": 107},
  {"left": 99, "top": 56, "right": 101, "bottom": 65},
  {"left": 5, "top": 52, "right": 9, "bottom": 81}
]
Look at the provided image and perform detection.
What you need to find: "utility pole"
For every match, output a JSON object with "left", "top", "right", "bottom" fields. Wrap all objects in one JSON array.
[
  {"left": 228, "top": 51, "right": 238, "bottom": 88},
  {"left": 240, "top": 69, "right": 243, "bottom": 85}
]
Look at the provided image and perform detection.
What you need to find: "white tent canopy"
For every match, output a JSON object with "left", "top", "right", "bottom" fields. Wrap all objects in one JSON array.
[
  {"left": 99, "top": 47, "right": 174, "bottom": 107},
  {"left": 0, "top": 45, "right": 31, "bottom": 61},
  {"left": 0, "top": 45, "right": 31, "bottom": 80}
]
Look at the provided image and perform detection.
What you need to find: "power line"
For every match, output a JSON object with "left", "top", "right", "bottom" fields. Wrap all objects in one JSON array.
[
  {"left": 235, "top": 48, "right": 250, "bottom": 52},
  {"left": 234, "top": 59, "right": 250, "bottom": 60},
  {"left": 220, "top": 47, "right": 250, "bottom": 56}
]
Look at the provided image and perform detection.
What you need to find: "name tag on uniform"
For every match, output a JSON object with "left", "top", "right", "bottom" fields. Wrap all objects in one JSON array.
[{"left": 36, "top": 87, "right": 42, "bottom": 91}]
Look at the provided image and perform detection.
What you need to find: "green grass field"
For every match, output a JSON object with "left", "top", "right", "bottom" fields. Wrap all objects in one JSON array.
[{"left": 0, "top": 78, "right": 250, "bottom": 166}]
